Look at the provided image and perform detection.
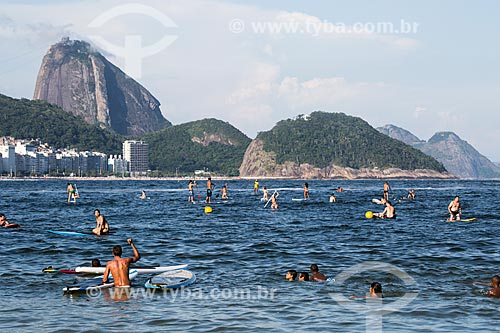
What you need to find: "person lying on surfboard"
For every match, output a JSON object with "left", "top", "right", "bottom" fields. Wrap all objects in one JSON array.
[
  {"left": 0, "top": 213, "right": 12, "bottom": 227},
  {"left": 487, "top": 275, "right": 500, "bottom": 297},
  {"left": 103, "top": 238, "right": 141, "bottom": 287},
  {"left": 374, "top": 201, "right": 396, "bottom": 219}
]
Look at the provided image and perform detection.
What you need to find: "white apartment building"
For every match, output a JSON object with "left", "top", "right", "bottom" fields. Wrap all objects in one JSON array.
[{"left": 123, "top": 140, "right": 149, "bottom": 175}]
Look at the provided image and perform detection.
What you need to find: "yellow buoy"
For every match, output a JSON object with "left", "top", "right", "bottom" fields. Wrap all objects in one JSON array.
[
  {"left": 365, "top": 211, "right": 373, "bottom": 219},
  {"left": 204, "top": 206, "right": 213, "bottom": 214}
]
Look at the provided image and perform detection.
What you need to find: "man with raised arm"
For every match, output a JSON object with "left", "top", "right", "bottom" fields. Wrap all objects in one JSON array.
[{"left": 103, "top": 238, "right": 141, "bottom": 287}]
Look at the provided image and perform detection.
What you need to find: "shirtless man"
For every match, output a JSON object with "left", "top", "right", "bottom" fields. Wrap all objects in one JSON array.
[
  {"left": 375, "top": 201, "right": 396, "bottom": 219},
  {"left": 310, "top": 264, "right": 327, "bottom": 281},
  {"left": 102, "top": 238, "right": 140, "bottom": 287},
  {"left": 487, "top": 275, "right": 500, "bottom": 297},
  {"left": 188, "top": 180, "right": 197, "bottom": 203},
  {"left": 448, "top": 196, "right": 461, "bottom": 221},
  {"left": 92, "top": 209, "right": 110, "bottom": 236},
  {"left": 206, "top": 177, "right": 214, "bottom": 203},
  {"left": 383, "top": 181, "right": 391, "bottom": 201},
  {"left": 303, "top": 182, "right": 310, "bottom": 200},
  {"left": 67, "top": 183, "right": 76, "bottom": 203}
]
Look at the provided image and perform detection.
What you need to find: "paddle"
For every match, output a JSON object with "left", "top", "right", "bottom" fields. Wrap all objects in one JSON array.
[{"left": 264, "top": 190, "right": 277, "bottom": 208}]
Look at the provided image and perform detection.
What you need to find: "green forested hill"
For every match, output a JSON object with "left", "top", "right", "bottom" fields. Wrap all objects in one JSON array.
[
  {"left": 143, "top": 118, "right": 251, "bottom": 176},
  {"left": 257, "top": 111, "right": 446, "bottom": 171},
  {"left": 0, "top": 94, "right": 123, "bottom": 154}
]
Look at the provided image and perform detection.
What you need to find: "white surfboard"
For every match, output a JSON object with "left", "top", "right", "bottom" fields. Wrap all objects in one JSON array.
[
  {"left": 74, "top": 264, "right": 188, "bottom": 274},
  {"left": 144, "top": 269, "right": 196, "bottom": 289},
  {"left": 63, "top": 270, "right": 138, "bottom": 292}
]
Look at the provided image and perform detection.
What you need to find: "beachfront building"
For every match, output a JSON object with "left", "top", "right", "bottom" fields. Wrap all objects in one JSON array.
[
  {"left": 0, "top": 142, "right": 16, "bottom": 175},
  {"left": 0, "top": 136, "right": 108, "bottom": 176},
  {"left": 108, "top": 155, "right": 128, "bottom": 175},
  {"left": 123, "top": 140, "right": 149, "bottom": 176}
]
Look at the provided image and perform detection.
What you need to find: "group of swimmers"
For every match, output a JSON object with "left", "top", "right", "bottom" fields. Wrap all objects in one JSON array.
[{"left": 286, "top": 264, "right": 328, "bottom": 282}]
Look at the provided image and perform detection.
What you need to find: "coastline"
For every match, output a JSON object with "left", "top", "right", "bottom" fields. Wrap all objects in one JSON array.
[{"left": 0, "top": 175, "right": 466, "bottom": 181}]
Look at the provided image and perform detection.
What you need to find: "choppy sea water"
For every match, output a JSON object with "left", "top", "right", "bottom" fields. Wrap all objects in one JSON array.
[{"left": 0, "top": 179, "right": 499, "bottom": 332}]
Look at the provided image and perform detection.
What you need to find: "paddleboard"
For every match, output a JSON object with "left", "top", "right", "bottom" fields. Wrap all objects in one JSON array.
[
  {"left": 445, "top": 218, "right": 477, "bottom": 223},
  {"left": 292, "top": 198, "right": 305, "bottom": 201},
  {"left": 47, "top": 230, "right": 92, "bottom": 237},
  {"left": 63, "top": 270, "right": 138, "bottom": 293},
  {"left": 3, "top": 223, "right": 20, "bottom": 228},
  {"left": 145, "top": 269, "right": 196, "bottom": 289},
  {"left": 75, "top": 263, "right": 189, "bottom": 274},
  {"left": 371, "top": 199, "right": 384, "bottom": 204},
  {"left": 42, "top": 266, "right": 79, "bottom": 274}
]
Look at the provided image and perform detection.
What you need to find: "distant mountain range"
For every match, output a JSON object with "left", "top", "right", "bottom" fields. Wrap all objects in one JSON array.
[
  {"left": 2, "top": 38, "right": 495, "bottom": 179},
  {"left": 378, "top": 124, "right": 500, "bottom": 179}
]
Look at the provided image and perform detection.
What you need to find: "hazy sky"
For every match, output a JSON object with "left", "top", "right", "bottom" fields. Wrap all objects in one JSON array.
[{"left": 0, "top": 0, "right": 499, "bottom": 161}]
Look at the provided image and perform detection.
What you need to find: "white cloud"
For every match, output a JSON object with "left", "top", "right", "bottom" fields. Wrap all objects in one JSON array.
[{"left": 267, "top": 11, "right": 421, "bottom": 51}]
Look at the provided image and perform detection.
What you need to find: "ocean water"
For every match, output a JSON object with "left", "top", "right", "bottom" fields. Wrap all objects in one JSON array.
[{"left": 0, "top": 179, "right": 499, "bottom": 332}]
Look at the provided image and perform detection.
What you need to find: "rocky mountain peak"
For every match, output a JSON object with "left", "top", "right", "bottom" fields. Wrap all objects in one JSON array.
[
  {"left": 33, "top": 38, "right": 171, "bottom": 136},
  {"left": 377, "top": 124, "right": 423, "bottom": 145}
]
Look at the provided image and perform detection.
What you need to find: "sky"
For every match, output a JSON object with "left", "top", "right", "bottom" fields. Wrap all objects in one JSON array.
[{"left": 0, "top": 0, "right": 499, "bottom": 161}]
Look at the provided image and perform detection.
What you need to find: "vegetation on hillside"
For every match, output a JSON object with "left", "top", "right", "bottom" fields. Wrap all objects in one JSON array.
[
  {"left": 143, "top": 118, "right": 251, "bottom": 176},
  {"left": 0, "top": 94, "right": 123, "bottom": 154},
  {"left": 257, "top": 111, "right": 446, "bottom": 172}
]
